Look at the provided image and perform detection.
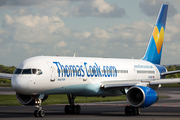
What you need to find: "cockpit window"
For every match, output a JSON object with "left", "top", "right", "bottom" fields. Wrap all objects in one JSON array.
[
  {"left": 32, "top": 69, "right": 43, "bottom": 75},
  {"left": 14, "top": 68, "right": 43, "bottom": 75},
  {"left": 32, "top": 69, "right": 37, "bottom": 74},
  {"left": 22, "top": 69, "right": 31, "bottom": 74},
  {"left": 37, "top": 69, "right": 43, "bottom": 75},
  {"left": 14, "top": 68, "right": 22, "bottom": 74}
]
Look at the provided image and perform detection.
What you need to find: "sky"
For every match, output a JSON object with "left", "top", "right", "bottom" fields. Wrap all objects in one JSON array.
[{"left": 0, "top": 0, "right": 180, "bottom": 66}]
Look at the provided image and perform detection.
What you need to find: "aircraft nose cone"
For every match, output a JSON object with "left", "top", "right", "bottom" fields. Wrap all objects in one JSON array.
[{"left": 11, "top": 75, "right": 29, "bottom": 93}]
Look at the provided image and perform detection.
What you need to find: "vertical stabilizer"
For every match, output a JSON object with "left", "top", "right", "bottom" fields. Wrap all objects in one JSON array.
[{"left": 142, "top": 4, "right": 168, "bottom": 64}]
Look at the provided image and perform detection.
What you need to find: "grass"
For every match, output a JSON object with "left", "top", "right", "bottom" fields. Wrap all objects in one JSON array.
[
  {"left": 0, "top": 94, "right": 169, "bottom": 106},
  {"left": 0, "top": 95, "right": 21, "bottom": 106},
  {"left": 161, "top": 83, "right": 180, "bottom": 88},
  {"left": 0, "top": 83, "right": 11, "bottom": 87},
  {"left": 0, "top": 94, "right": 127, "bottom": 106}
]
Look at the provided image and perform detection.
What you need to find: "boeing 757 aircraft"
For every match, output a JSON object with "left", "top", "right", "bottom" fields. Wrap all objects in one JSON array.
[{"left": 1, "top": 4, "right": 180, "bottom": 117}]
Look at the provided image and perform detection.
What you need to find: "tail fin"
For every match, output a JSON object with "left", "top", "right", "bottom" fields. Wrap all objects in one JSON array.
[{"left": 142, "top": 4, "right": 168, "bottom": 64}]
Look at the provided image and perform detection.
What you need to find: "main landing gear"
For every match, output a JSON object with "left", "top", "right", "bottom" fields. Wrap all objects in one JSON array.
[
  {"left": 64, "top": 94, "right": 81, "bottom": 114},
  {"left": 125, "top": 106, "right": 140, "bottom": 115},
  {"left": 34, "top": 98, "right": 45, "bottom": 117}
]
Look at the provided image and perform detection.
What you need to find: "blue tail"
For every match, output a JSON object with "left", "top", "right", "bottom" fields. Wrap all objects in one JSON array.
[{"left": 142, "top": 4, "right": 168, "bottom": 65}]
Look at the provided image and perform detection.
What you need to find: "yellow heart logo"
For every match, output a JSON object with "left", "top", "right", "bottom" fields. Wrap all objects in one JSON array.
[{"left": 152, "top": 26, "right": 164, "bottom": 54}]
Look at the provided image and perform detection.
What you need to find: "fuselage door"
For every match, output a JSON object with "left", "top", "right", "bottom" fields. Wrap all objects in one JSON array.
[{"left": 46, "top": 61, "right": 56, "bottom": 82}]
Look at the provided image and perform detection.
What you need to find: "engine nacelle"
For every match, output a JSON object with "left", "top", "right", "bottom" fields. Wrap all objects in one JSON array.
[
  {"left": 126, "top": 86, "right": 158, "bottom": 108},
  {"left": 16, "top": 93, "right": 48, "bottom": 105}
]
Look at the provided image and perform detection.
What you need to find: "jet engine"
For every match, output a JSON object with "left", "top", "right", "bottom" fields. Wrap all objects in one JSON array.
[
  {"left": 126, "top": 86, "right": 158, "bottom": 108},
  {"left": 16, "top": 93, "right": 48, "bottom": 105}
]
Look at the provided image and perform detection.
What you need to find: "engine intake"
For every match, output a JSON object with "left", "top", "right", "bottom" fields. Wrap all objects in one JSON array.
[
  {"left": 127, "top": 86, "right": 158, "bottom": 108},
  {"left": 16, "top": 93, "right": 48, "bottom": 105}
]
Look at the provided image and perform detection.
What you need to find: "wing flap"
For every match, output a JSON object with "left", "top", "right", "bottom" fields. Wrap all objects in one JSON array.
[
  {"left": 101, "top": 80, "right": 140, "bottom": 90},
  {"left": 150, "top": 78, "right": 180, "bottom": 85},
  {"left": 101, "top": 78, "right": 180, "bottom": 90}
]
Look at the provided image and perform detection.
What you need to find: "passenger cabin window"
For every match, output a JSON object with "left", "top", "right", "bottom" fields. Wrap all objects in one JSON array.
[
  {"left": 137, "top": 70, "right": 155, "bottom": 74},
  {"left": 14, "top": 68, "right": 22, "bottom": 74}
]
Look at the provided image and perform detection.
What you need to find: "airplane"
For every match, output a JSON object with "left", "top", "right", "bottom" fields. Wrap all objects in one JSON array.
[{"left": 1, "top": 4, "right": 180, "bottom": 117}]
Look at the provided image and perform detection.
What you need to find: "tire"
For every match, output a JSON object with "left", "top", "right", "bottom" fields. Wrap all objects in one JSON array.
[
  {"left": 34, "top": 110, "right": 39, "bottom": 117},
  {"left": 74, "top": 106, "right": 78, "bottom": 114},
  {"left": 39, "top": 110, "right": 45, "bottom": 117},
  {"left": 136, "top": 108, "right": 140, "bottom": 115},
  {"left": 125, "top": 106, "right": 130, "bottom": 115},
  {"left": 133, "top": 107, "right": 140, "bottom": 115},
  {"left": 76, "top": 105, "right": 81, "bottom": 114},
  {"left": 65, "top": 105, "right": 69, "bottom": 114}
]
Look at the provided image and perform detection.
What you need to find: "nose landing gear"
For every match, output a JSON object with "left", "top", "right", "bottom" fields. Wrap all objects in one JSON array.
[{"left": 34, "top": 95, "right": 45, "bottom": 117}]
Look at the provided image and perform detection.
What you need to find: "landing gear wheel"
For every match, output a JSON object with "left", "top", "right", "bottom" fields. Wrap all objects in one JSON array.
[
  {"left": 76, "top": 105, "right": 81, "bottom": 114},
  {"left": 74, "top": 106, "right": 78, "bottom": 113},
  {"left": 125, "top": 106, "right": 140, "bottom": 115},
  {"left": 65, "top": 94, "right": 81, "bottom": 114},
  {"left": 125, "top": 106, "right": 132, "bottom": 115},
  {"left": 64, "top": 105, "right": 81, "bottom": 114},
  {"left": 133, "top": 107, "right": 140, "bottom": 115},
  {"left": 34, "top": 97, "right": 45, "bottom": 117},
  {"left": 39, "top": 110, "right": 45, "bottom": 117},
  {"left": 34, "top": 110, "right": 39, "bottom": 117},
  {"left": 65, "top": 105, "right": 70, "bottom": 114}
]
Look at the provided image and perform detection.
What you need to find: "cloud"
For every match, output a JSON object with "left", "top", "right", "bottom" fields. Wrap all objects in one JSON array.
[
  {"left": 58, "top": 41, "right": 66, "bottom": 47},
  {"left": 139, "top": 0, "right": 177, "bottom": 17},
  {"left": 2, "top": 14, "right": 65, "bottom": 43},
  {"left": 0, "top": 0, "right": 45, "bottom": 7},
  {"left": 74, "top": 31, "right": 91, "bottom": 40},
  {"left": 92, "top": 0, "right": 114, "bottom": 14},
  {"left": 0, "top": 0, "right": 125, "bottom": 18},
  {"left": 1, "top": 1, "right": 180, "bottom": 66},
  {"left": 70, "top": 20, "right": 154, "bottom": 60},
  {"left": 52, "top": 0, "right": 126, "bottom": 18}
]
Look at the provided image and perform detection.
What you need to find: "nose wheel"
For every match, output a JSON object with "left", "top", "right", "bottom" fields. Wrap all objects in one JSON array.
[
  {"left": 64, "top": 94, "right": 81, "bottom": 114},
  {"left": 34, "top": 98, "right": 45, "bottom": 117},
  {"left": 34, "top": 108, "right": 45, "bottom": 117}
]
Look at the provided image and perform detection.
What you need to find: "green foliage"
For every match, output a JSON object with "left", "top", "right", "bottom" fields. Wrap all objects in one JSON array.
[
  {"left": 0, "top": 78, "right": 11, "bottom": 83},
  {"left": 165, "top": 65, "right": 180, "bottom": 78},
  {"left": 0, "top": 64, "right": 16, "bottom": 74},
  {"left": 0, "top": 95, "right": 21, "bottom": 106}
]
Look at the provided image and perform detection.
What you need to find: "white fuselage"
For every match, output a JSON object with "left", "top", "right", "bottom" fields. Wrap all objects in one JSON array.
[{"left": 11, "top": 56, "right": 160, "bottom": 96}]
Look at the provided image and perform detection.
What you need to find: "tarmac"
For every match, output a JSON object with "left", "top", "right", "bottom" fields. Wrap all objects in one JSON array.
[{"left": 0, "top": 87, "right": 180, "bottom": 120}]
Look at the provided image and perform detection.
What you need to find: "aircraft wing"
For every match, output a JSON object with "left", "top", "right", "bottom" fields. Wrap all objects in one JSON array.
[
  {"left": 0, "top": 73, "right": 13, "bottom": 80},
  {"left": 100, "top": 78, "right": 180, "bottom": 90}
]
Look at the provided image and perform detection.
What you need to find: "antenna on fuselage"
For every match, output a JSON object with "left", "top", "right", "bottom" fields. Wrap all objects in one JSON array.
[{"left": 73, "top": 53, "right": 76, "bottom": 57}]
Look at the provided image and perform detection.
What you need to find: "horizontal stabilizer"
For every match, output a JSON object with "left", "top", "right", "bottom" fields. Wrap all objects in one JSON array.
[{"left": 161, "top": 70, "right": 180, "bottom": 76}]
